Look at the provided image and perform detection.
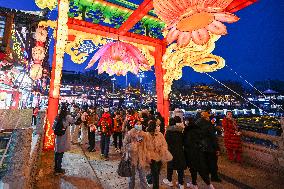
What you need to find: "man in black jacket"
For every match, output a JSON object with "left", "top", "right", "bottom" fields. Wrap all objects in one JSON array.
[{"left": 200, "top": 110, "right": 222, "bottom": 182}]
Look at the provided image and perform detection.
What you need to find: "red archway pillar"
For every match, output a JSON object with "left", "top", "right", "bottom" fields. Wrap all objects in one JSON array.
[
  {"left": 43, "top": 51, "right": 60, "bottom": 151},
  {"left": 154, "top": 43, "right": 169, "bottom": 125},
  {"left": 43, "top": 0, "right": 66, "bottom": 150}
]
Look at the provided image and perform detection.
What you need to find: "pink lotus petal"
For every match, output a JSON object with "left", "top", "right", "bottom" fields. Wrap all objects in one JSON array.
[
  {"left": 212, "top": 0, "right": 234, "bottom": 9},
  {"left": 177, "top": 32, "right": 192, "bottom": 47},
  {"left": 214, "top": 12, "right": 239, "bottom": 23},
  {"left": 191, "top": 28, "right": 210, "bottom": 45},
  {"left": 206, "top": 20, "right": 227, "bottom": 35},
  {"left": 167, "top": 28, "right": 180, "bottom": 44},
  {"left": 125, "top": 43, "right": 148, "bottom": 64},
  {"left": 86, "top": 42, "right": 113, "bottom": 69}
]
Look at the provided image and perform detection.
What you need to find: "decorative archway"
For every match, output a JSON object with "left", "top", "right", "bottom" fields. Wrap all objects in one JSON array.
[{"left": 40, "top": 0, "right": 257, "bottom": 150}]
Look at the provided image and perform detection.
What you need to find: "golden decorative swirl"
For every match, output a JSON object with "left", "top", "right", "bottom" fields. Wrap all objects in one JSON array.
[
  {"left": 35, "top": 0, "right": 57, "bottom": 10},
  {"left": 162, "top": 34, "right": 225, "bottom": 99},
  {"left": 38, "top": 20, "right": 57, "bottom": 29},
  {"left": 43, "top": 119, "right": 55, "bottom": 150}
]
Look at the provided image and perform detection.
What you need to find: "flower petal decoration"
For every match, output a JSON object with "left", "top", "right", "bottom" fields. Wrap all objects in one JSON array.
[
  {"left": 86, "top": 41, "right": 151, "bottom": 76},
  {"left": 154, "top": 0, "right": 239, "bottom": 46}
]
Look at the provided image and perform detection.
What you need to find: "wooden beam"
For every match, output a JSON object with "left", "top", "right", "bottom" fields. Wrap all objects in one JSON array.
[
  {"left": 68, "top": 18, "right": 162, "bottom": 47},
  {"left": 118, "top": 0, "right": 153, "bottom": 36},
  {"left": 226, "top": 0, "right": 258, "bottom": 13}
]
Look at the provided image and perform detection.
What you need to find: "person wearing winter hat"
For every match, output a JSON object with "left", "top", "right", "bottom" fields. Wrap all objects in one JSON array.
[{"left": 163, "top": 116, "right": 186, "bottom": 189}]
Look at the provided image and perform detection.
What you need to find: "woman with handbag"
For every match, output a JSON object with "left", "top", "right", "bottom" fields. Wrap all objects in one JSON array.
[
  {"left": 146, "top": 120, "right": 172, "bottom": 189},
  {"left": 123, "top": 120, "right": 149, "bottom": 189}
]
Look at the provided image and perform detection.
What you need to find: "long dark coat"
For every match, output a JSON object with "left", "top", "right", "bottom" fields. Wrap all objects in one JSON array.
[
  {"left": 165, "top": 125, "right": 187, "bottom": 170},
  {"left": 183, "top": 124, "right": 209, "bottom": 172},
  {"left": 183, "top": 124, "right": 201, "bottom": 168}
]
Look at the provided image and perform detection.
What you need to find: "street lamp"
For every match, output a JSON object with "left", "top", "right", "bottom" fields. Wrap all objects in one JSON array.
[
  {"left": 111, "top": 77, "right": 116, "bottom": 93},
  {"left": 137, "top": 72, "right": 145, "bottom": 108},
  {"left": 137, "top": 72, "right": 145, "bottom": 91}
]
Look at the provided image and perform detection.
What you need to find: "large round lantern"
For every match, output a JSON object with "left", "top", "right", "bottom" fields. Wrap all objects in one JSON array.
[
  {"left": 32, "top": 46, "right": 45, "bottom": 61},
  {"left": 30, "top": 64, "right": 43, "bottom": 80},
  {"left": 35, "top": 27, "right": 48, "bottom": 43}
]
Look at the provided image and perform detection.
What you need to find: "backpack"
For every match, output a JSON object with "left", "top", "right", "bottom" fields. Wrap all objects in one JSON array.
[{"left": 53, "top": 118, "right": 66, "bottom": 136}]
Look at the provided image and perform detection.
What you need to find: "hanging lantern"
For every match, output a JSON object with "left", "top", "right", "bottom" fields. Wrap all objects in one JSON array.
[
  {"left": 86, "top": 41, "right": 150, "bottom": 76},
  {"left": 32, "top": 46, "right": 45, "bottom": 61},
  {"left": 0, "top": 92, "right": 7, "bottom": 101},
  {"left": 154, "top": 0, "right": 239, "bottom": 46},
  {"left": 30, "top": 64, "right": 43, "bottom": 80},
  {"left": 35, "top": 27, "right": 48, "bottom": 43}
]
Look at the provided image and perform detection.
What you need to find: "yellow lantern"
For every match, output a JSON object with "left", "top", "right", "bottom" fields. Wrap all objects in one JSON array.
[
  {"left": 30, "top": 64, "right": 43, "bottom": 80},
  {"left": 0, "top": 92, "right": 7, "bottom": 101},
  {"left": 32, "top": 46, "right": 45, "bottom": 61}
]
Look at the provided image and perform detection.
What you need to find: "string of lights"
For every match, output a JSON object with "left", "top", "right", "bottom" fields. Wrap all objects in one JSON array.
[
  {"left": 225, "top": 64, "right": 284, "bottom": 112},
  {"left": 204, "top": 73, "right": 272, "bottom": 116}
]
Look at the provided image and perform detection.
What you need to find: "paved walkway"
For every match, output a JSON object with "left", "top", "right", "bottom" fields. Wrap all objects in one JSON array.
[
  {"left": 35, "top": 143, "right": 284, "bottom": 189},
  {"left": 34, "top": 146, "right": 102, "bottom": 189}
]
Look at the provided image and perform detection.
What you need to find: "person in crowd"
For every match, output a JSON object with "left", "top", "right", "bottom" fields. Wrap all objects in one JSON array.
[
  {"left": 32, "top": 106, "right": 39, "bottom": 126},
  {"left": 146, "top": 120, "right": 172, "bottom": 189},
  {"left": 163, "top": 116, "right": 186, "bottom": 189},
  {"left": 87, "top": 107, "right": 99, "bottom": 152},
  {"left": 80, "top": 109, "right": 89, "bottom": 148},
  {"left": 123, "top": 109, "right": 136, "bottom": 133},
  {"left": 155, "top": 112, "right": 165, "bottom": 135},
  {"left": 71, "top": 106, "right": 81, "bottom": 144},
  {"left": 53, "top": 105, "right": 74, "bottom": 175},
  {"left": 148, "top": 110, "right": 156, "bottom": 121},
  {"left": 184, "top": 117, "right": 214, "bottom": 189},
  {"left": 123, "top": 120, "right": 149, "bottom": 189},
  {"left": 222, "top": 111, "right": 242, "bottom": 163},
  {"left": 195, "top": 111, "right": 219, "bottom": 188},
  {"left": 98, "top": 108, "right": 112, "bottom": 160},
  {"left": 205, "top": 109, "right": 222, "bottom": 182},
  {"left": 113, "top": 111, "right": 123, "bottom": 153},
  {"left": 140, "top": 110, "right": 150, "bottom": 131}
]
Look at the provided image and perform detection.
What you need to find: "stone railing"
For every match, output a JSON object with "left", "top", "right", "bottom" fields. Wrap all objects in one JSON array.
[
  {"left": 0, "top": 110, "right": 46, "bottom": 189},
  {"left": 218, "top": 117, "right": 284, "bottom": 172}
]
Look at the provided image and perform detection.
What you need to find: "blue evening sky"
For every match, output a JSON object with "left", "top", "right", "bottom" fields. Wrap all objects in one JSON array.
[{"left": 1, "top": 0, "right": 284, "bottom": 87}]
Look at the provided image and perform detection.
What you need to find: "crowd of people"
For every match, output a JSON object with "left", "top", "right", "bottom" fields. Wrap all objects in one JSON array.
[{"left": 52, "top": 104, "right": 242, "bottom": 189}]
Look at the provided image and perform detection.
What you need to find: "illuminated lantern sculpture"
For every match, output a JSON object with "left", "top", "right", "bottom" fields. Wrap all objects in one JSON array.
[
  {"left": 30, "top": 27, "right": 47, "bottom": 80},
  {"left": 30, "top": 64, "right": 43, "bottom": 80},
  {"left": 0, "top": 92, "right": 7, "bottom": 101},
  {"left": 35, "top": 27, "right": 48, "bottom": 43},
  {"left": 154, "top": 0, "right": 239, "bottom": 45},
  {"left": 86, "top": 41, "right": 150, "bottom": 76},
  {"left": 32, "top": 46, "right": 45, "bottom": 62}
]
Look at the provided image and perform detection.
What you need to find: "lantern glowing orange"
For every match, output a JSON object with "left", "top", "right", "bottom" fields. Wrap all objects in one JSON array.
[
  {"left": 86, "top": 41, "right": 150, "bottom": 76},
  {"left": 154, "top": 0, "right": 239, "bottom": 46}
]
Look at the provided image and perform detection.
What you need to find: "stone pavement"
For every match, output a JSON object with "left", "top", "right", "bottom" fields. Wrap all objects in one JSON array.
[
  {"left": 34, "top": 146, "right": 102, "bottom": 189},
  {"left": 34, "top": 143, "right": 284, "bottom": 189}
]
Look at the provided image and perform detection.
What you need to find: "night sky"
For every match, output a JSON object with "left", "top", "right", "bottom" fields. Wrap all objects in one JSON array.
[{"left": 1, "top": 0, "right": 284, "bottom": 87}]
